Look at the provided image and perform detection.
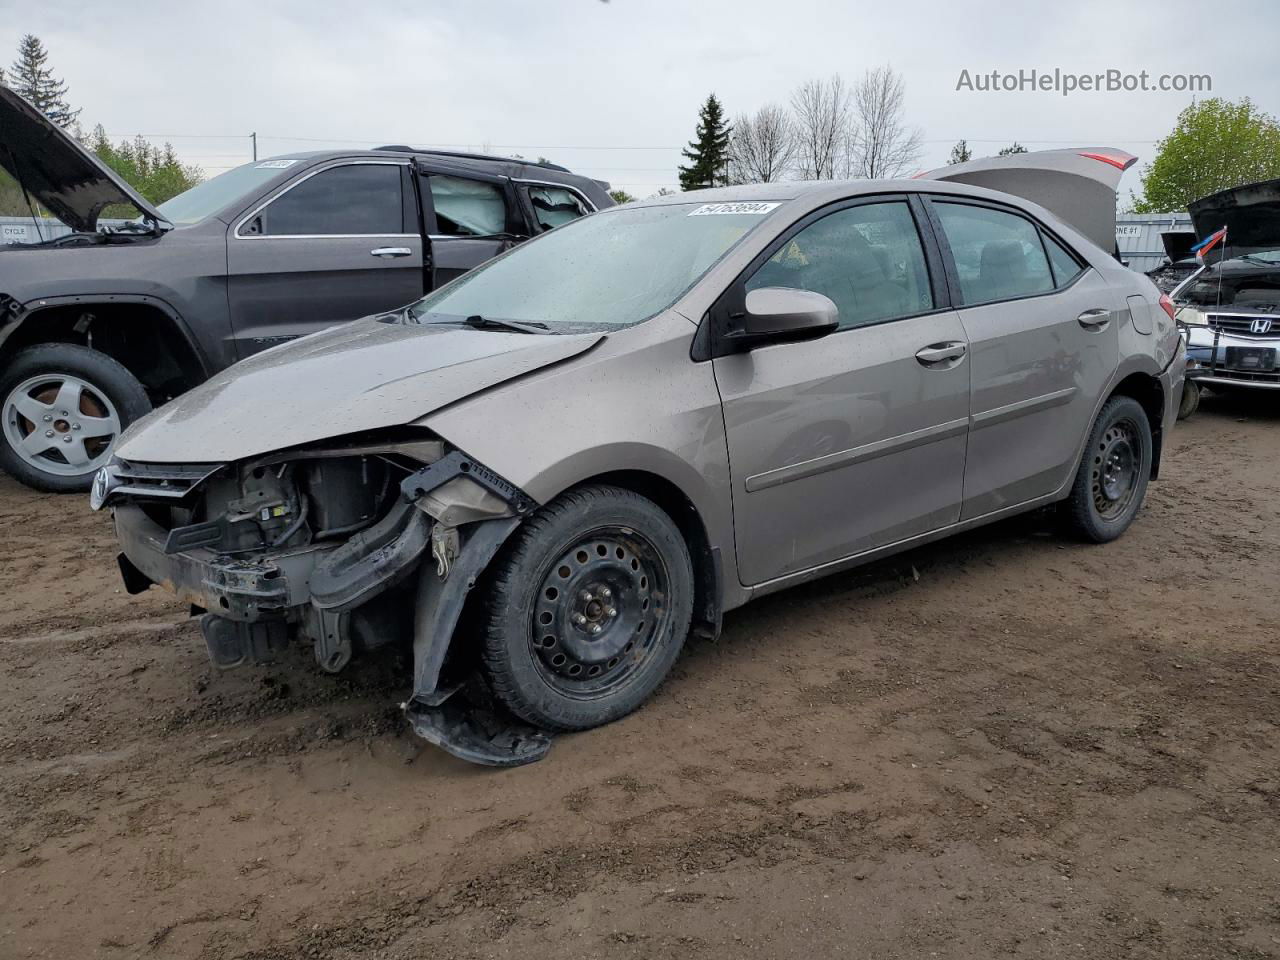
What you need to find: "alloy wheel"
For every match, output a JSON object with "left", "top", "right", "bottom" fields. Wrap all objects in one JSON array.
[{"left": 2, "top": 374, "right": 122, "bottom": 477}]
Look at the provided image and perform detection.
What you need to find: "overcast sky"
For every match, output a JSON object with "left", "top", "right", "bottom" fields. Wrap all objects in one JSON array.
[{"left": 6, "top": 0, "right": 1279, "bottom": 198}]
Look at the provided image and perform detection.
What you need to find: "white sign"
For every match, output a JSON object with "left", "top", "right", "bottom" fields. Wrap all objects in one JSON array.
[
  {"left": 1116, "top": 225, "right": 1143, "bottom": 238},
  {"left": 688, "top": 202, "right": 781, "bottom": 216},
  {"left": 2, "top": 224, "right": 31, "bottom": 243},
  {"left": 255, "top": 159, "right": 299, "bottom": 169}
]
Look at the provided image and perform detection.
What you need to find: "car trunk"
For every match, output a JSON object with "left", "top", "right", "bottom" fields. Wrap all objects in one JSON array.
[{"left": 918, "top": 148, "right": 1137, "bottom": 255}]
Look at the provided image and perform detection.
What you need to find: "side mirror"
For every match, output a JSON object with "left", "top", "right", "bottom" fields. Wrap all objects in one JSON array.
[{"left": 725, "top": 287, "right": 839, "bottom": 352}]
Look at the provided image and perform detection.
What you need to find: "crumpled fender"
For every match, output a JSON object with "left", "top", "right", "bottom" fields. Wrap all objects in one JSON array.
[{"left": 410, "top": 515, "right": 522, "bottom": 705}]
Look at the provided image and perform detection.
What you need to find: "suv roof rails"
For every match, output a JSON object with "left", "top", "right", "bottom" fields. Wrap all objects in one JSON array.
[{"left": 373, "top": 145, "right": 572, "bottom": 174}]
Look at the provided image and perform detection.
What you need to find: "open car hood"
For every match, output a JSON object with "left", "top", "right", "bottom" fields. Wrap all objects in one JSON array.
[
  {"left": 918, "top": 147, "right": 1137, "bottom": 254},
  {"left": 0, "top": 86, "right": 168, "bottom": 232},
  {"left": 1189, "top": 178, "right": 1280, "bottom": 257},
  {"left": 115, "top": 316, "right": 603, "bottom": 464},
  {"left": 1160, "top": 230, "right": 1197, "bottom": 263}
]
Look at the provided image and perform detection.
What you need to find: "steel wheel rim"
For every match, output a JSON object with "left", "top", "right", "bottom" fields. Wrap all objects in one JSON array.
[
  {"left": 2, "top": 374, "right": 122, "bottom": 476},
  {"left": 529, "top": 526, "right": 671, "bottom": 699},
  {"left": 1091, "top": 418, "right": 1140, "bottom": 520}
]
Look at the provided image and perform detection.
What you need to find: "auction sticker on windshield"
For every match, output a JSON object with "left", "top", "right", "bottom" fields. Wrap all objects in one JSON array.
[
  {"left": 688, "top": 202, "right": 781, "bottom": 216},
  {"left": 255, "top": 159, "right": 299, "bottom": 169}
]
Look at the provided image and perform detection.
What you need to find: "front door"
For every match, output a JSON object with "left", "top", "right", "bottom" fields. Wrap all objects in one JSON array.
[
  {"left": 227, "top": 161, "right": 425, "bottom": 357},
  {"left": 924, "top": 197, "right": 1122, "bottom": 518},
  {"left": 713, "top": 197, "right": 971, "bottom": 587}
]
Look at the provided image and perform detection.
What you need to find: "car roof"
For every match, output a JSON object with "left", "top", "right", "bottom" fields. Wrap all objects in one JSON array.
[
  {"left": 261, "top": 148, "right": 600, "bottom": 188},
  {"left": 626, "top": 177, "right": 1068, "bottom": 214}
]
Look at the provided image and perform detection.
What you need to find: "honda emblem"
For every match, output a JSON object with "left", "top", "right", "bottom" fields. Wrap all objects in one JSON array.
[{"left": 1250, "top": 318, "right": 1274, "bottom": 334}]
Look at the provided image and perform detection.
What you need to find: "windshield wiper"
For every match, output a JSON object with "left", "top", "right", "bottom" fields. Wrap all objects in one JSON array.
[{"left": 459, "top": 314, "right": 549, "bottom": 334}]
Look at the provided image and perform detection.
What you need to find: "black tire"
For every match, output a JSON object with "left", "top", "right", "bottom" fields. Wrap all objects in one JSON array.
[
  {"left": 480, "top": 484, "right": 694, "bottom": 731},
  {"left": 1176, "top": 380, "right": 1200, "bottom": 420},
  {"left": 0, "top": 344, "right": 151, "bottom": 493},
  {"left": 1061, "top": 396, "right": 1152, "bottom": 543}
]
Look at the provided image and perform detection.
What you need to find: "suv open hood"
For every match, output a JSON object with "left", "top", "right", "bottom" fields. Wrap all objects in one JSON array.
[
  {"left": 919, "top": 147, "right": 1137, "bottom": 254},
  {"left": 1160, "top": 230, "right": 1196, "bottom": 263},
  {"left": 0, "top": 87, "right": 168, "bottom": 232},
  {"left": 1189, "top": 178, "right": 1280, "bottom": 257}
]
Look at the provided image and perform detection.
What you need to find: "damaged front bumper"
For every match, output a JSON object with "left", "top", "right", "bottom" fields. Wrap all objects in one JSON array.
[{"left": 106, "top": 445, "right": 549, "bottom": 766}]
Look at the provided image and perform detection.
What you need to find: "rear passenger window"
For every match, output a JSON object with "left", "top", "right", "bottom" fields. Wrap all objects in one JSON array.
[
  {"left": 933, "top": 202, "right": 1054, "bottom": 305},
  {"left": 745, "top": 201, "right": 934, "bottom": 331},
  {"left": 430, "top": 176, "right": 508, "bottom": 237},
  {"left": 527, "top": 185, "right": 590, "bottom": 232},
  {"left": 1043, "top": 232, "right": 1085, "bottom": 287},
  {"left": 257, "top": 164, "right": 404, "bottom": 236}
]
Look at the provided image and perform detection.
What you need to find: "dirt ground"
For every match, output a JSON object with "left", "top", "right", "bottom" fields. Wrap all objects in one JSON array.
[{"left": 1, "top": 391, "right": 1277, "bottom": 960}]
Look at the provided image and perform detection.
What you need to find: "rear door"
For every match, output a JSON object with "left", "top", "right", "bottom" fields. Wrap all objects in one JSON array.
[
  {"left": 923, "top": 196, "right": 1122, "bottom": 518},
  {"left": 226, "top": 160, "right": 424, "bottom": 357},
  {"left": 418, "top": 167, "right": 522, "bottom": 287},
  {"left": 517, "top": 182, "right": 595, "bottom": 233},
  {"left": 712, "top": 196, "right": 971, "bottom": 587}
]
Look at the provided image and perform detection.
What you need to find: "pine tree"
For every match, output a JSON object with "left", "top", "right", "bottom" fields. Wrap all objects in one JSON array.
[
  {"left": 949, "top": 140, "right": 972, "bottom": 164},
  {"left": 10, "top": 35, "right": 79, "bottom": 127},
  {"left": 998, "top": 142, "right": 1028, "bottom": 156},
  {"left": 678, "top": 94, "right": 732, "bottom": 191}
]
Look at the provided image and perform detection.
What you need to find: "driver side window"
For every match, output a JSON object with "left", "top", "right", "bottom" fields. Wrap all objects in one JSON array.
[{"left": 746, "top": 201, "right": 934, "bottom": 331}]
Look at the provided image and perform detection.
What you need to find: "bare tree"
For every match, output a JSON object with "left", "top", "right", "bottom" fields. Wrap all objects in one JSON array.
[
  {"left": 727, "top": 104, "right": 794, "bottom": 184},
  {"left": 789, "top": 76, "right": 853, "bottom": 180},
  {"left": 849, "top": 65, "right": 923, "bottom": 179}
]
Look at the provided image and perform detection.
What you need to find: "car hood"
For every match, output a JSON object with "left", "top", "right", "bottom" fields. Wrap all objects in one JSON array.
[
  {"left": 919, "top": 147, "right": 1137, "bottom": 254},
  {"left": 115, "top": 317, "right": 603, "bottom": 463},
  {"left": 0, "top": 86, "right": 168, "bottom": 232},
  {"left": 1189, "top": 178, "right": 1280, "bottom": 257},
  {"left": 1160, "top": 231, "right": 1196, "bottom": 263}
]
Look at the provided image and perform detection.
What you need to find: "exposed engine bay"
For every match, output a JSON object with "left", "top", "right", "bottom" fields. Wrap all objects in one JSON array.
[{"left": 94, "top": 432, "right": 550, "bottom": 766}]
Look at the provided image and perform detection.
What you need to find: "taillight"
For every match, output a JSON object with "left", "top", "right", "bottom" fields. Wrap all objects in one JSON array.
[{"left": 1158, "top": 293, "right": 1177, "bottom": 320}]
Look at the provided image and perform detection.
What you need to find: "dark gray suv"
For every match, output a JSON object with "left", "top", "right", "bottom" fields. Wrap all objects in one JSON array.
[{"left": 0, "top": 87, "right": 611, "bottom": 491}]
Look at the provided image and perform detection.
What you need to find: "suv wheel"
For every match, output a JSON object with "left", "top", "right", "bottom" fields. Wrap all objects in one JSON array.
[
  {"left": 0, "top": 344, "right": 151, "bottom": 493},
  {"left": 480, "top": 485, "right": 694, "bottom": 732},
  {"left": 1061, "top": 395, "right": 1152, "bottom": 543},
  {"left": 1176, "top": 380, "right": 1200, "bottom": 420}
]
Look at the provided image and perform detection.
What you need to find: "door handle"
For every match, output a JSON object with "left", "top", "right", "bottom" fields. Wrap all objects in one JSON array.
[
  {"left": 1077, "top": 308, "right": 1111, "bottom": 330},
  {"left": 915, "top": 341, "right": 967, "bottom": 366},
  {"left": 370, "top": 247, "right": 413, "bottom": 258}
]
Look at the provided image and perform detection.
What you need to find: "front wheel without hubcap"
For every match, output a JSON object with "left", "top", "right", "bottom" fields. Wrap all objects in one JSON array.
[{"left": 481, "top": 485, "right": 694, "bottom": 732}]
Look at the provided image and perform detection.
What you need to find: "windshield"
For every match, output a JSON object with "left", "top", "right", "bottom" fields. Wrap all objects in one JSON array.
[
  {"left": 407, "top": 202, "right": 778, "bottom": 331},
  {"left": 157, "top": 160, "right": 299, "bottom": 226}
]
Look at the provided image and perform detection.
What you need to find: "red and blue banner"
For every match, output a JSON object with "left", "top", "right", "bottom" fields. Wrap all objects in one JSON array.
[{"left": 1192, "top": 226, "right": 1227, "bottom": 262}]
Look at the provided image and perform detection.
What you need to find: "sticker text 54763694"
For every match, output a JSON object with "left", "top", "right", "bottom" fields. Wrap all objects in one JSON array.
[{"left": 688, "top": 202, "right": 781, "bottom": 216}]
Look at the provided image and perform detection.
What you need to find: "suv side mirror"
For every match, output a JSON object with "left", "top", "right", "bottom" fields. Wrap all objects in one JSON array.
[{"left": 723, "top": 287, "right": 840, "bottom": 352}]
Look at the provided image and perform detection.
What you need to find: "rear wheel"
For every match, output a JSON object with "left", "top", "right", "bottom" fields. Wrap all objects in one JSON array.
[
  {"left": 480, "top": 485, "right": 694, "bottom": 731},
  {"left": 1061, "top": 395, "right": 1152, "bottom": 543},
  {"left": 0, "top": 344, "right": 151, "bottom": 493}
]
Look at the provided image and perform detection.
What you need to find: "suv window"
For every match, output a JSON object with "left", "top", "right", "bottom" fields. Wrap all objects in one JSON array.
[
  {"left": 933, "top": 202, "right": 1054, "bottom": 304},
  {"left": 254, "top": 163, "right": 404, "bottom": 236},
  {"left": 527, "top": 185, "right": 590, "bottom": 232},
  {"left": 745, "top": 201, "right": 933, "bottom": 331},
  {"left": 430, "top": 176, "right": 508, "bottom": 237},
  {"left": 1043, "top": 232, "right": 1085, "bottom": 287}
]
